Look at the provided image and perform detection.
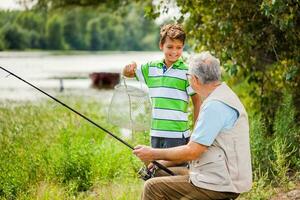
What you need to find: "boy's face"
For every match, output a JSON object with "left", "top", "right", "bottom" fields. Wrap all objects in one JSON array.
[{"left": 160, "top": 37, "right": 184, "bottom": 65}]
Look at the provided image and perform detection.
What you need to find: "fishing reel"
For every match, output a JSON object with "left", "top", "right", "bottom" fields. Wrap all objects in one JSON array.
[{"left": 138, "top": 165, "right": 158, "bottom": 181}]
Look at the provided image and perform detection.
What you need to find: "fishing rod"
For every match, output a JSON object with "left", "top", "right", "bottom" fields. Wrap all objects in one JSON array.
[{"left": 0, "top": 66, "right": 175, "bottom": 178}]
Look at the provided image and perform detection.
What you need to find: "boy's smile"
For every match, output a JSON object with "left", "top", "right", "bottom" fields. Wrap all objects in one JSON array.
[{"left": 160, "top": 37, "right": 184, "bottom": 67}]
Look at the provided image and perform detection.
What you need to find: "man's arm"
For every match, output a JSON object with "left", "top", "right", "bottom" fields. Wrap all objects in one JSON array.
[
  {"left": 133, "top": 141, "right": 208, "bottom": 163},
  {"left": 147, "top": 160, "right": 183, "bottom": 170},
  {"left": 191, "top": 94, "right": 201, "bottom": 125}
]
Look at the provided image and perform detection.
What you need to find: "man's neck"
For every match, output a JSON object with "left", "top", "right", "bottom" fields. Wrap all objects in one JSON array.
[{"left": 202, "top": 81, "right": 222, "bottom": 99}]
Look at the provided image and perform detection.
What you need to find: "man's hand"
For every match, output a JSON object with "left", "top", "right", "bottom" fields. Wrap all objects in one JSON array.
[
  {"left": 147, "top": 162, "right": 155, "bottom": 170},
  {"left": 133, "top": 145, "right": 155, "bottom": 162},
  {"left": 133, "top": 142, "right": 208, "bottom": 164},
  {"left": 123, "top": 62, "right": 137, "bottom": 77}
]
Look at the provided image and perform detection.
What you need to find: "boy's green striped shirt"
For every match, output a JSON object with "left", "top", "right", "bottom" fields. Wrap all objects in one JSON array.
[{"left": 135, "top": 58, "right": 195, "bottom": 138}]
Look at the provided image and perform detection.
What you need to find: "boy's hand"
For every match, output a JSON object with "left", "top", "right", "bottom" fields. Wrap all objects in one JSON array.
[{"left": 123, "top": 62, "right": 137, "bottom": 77}]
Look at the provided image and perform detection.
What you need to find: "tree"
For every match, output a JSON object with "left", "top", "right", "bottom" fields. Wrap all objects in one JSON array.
[
  {"left": 46, "top": 15, "right": 65, "bottom": 49},
  {"left": 15, "top": 11, "right": 46, "bottom": 49},
  {"left": 2, "top": 24, "right": 29, "bottom": 50},
  {"left": 146, "top": 0, "right": 300, "bottom": 127},
  {"left": 30, "top": 0, "right": 130, "bottom": 10},
  {"left": 86, "top": 18, "right": 102, "bottom": 50},
  {"left": 120, "top": 2, "right": 158, "bottom": 51},
  {"left": 63, "top": 9, "right": 85, "bottom": 50},
  {"left": 0, "top": 35, "right": 5, "bottom": 51},
  {"left": 0, "top": 4, "right": 159, "bottom": 51},
  {"left": 16, "top": 11, "right": 45, "bottom": 32}
]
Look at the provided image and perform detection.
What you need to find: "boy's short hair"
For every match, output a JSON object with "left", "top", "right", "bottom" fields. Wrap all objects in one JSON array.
[{"left": 159, "top": 24, "right": 186, "bottom": 45}]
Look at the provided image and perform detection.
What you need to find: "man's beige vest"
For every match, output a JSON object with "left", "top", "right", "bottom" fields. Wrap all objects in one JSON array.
[{"left": 189, "top": 82, "right": 252, "bottom": 193}]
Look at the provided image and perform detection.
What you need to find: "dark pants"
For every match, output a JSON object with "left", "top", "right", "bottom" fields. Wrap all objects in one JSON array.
[{"left": 151, "top": 136, "right": 190, "bottom": 148}]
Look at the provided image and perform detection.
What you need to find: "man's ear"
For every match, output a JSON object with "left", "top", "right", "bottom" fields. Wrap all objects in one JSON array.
[
  {"left": 191, "top": 75, "right": 196, "bottom": 82},
  {"left": 192, "top": 75, "right": 200, "bottom": 88}
]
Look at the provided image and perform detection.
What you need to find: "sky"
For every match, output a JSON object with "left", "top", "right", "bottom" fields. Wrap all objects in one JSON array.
[
  {"left": 0, "top": 0, "right": 38, "bottom": 10},
  {"left": 153, "top": 0, "right": 181, "bottom": 24},
  {"left": 0, "top": 0, "right": 24, "bottom": 10}
]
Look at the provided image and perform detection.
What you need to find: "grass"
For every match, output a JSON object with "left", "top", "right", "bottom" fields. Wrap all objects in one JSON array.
[
  {"left": 0, "top": 96, "right": 147, "bottom": 199},
  {"left": 0, "top": 92, "right": 299, "bottom": 199},
  {"left": 239, "top": 92, "right": 300, "bottom": 200}
]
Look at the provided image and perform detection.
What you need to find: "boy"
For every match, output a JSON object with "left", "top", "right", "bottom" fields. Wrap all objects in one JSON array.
[{"left": 123, "top": 24, "right": 200, "bottom": 149}]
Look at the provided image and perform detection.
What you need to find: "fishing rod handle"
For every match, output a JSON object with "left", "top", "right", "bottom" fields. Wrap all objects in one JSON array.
[{"left": 152, "top": 161, "right": 175, "bottom": 176}]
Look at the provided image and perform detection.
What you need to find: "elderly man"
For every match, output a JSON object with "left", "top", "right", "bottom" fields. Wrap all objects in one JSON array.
[{"left": 133, "top": 52, "right": 252, "bottom": 200}]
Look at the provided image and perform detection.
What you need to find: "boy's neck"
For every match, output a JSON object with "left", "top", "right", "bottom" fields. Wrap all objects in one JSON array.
[{"left": 164, "top": 60, "right": 175, "bottom": 68}]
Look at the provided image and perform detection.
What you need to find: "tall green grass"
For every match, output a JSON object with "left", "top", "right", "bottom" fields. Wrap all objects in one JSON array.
[
  {"left": 241, "top": 92, "right": 300, "bottom": 199},
  {"left": 0, "top": 97, "right": 145, "bottom": 199},
  {"left": 0, "top": 92, "right": 299, "bottom": 199}
]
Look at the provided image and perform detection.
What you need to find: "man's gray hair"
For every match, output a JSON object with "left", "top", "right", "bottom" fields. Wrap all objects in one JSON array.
[{"left": 189, "top": 51, "right": 221, "bottom": 84}]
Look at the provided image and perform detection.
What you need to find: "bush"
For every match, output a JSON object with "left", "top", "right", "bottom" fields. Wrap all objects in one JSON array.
[
  {"left": 52, "top": 131, "right": 93, "bottom": 192},
  {"left": 273, "top": 92, "right": 300, "bottom": 170},
  {"left": 249, "top": 114, "right": 272, "bottom": 177},
  {"left": 0, "top": 97, "right": 143, "bottom": 198},
  {"left": 245, "top": 91, "right": 300, "bottom": 198}
]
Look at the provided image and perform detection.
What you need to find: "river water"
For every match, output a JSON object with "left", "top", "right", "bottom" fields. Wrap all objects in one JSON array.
[{"left": 0, "top": 51, "right": 163, "bottom": 101}]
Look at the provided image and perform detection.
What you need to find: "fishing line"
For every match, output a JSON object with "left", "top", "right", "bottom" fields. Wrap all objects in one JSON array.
[{"left": 0, "top": 66, "right": 175, "bottom": 177}]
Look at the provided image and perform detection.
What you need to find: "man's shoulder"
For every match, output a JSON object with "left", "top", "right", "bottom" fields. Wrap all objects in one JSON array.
[
  {"left": 203, "top": 100, "right": 238, "bottom": 117},
  {"left": 203, "top": 100, "right": 230, "bottom": 112}
]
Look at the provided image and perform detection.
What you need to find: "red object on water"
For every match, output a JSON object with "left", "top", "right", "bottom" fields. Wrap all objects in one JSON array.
[{"left": 89, "top": 72, "right": 120, "bottom": 89}]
